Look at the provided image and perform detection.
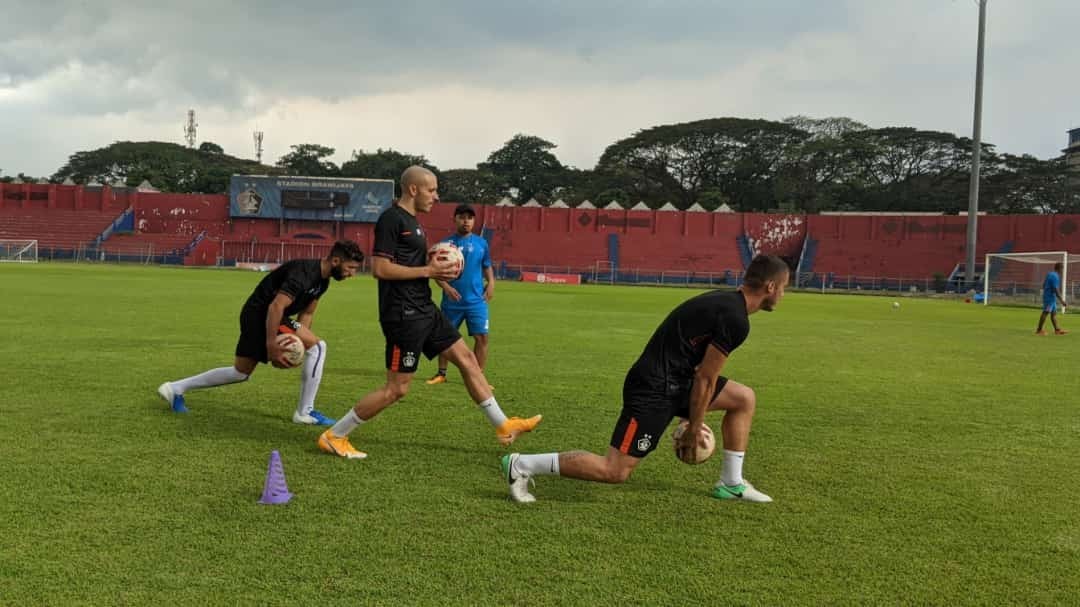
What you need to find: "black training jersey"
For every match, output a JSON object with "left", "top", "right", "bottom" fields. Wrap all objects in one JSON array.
[
  {"left": 626, "top": 290, "right": 750, "bottom": 395},
  {"left": 372, "top": 204, "right": 435, "bottom": 321},
  {"left": 243, "top": 259, "right": 329, "bottom": 317}
]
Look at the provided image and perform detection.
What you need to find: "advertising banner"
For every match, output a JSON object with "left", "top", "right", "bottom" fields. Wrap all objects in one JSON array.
[
  {"left": 520, "top": 271, "right": 582, "bottom": 285},
  {"left": 230, "top": 175, "right": 393, "bottom": 223}
]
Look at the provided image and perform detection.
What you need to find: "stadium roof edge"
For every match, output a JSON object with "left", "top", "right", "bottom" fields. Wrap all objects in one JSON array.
[
  {"left": 232, "top": 174, "right": 395, "bottom": 183},
  {"left": 819, "top": 211, "right": 945, "bottom": 216}
]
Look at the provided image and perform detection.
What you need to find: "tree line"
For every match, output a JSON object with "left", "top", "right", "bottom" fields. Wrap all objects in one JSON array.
[{"left": 4, "top": 115, "right": 1076, "bottom": 214}]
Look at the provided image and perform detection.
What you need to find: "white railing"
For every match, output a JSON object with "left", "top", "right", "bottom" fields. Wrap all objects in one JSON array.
[
  {"left": 496, "top": 263, "right": 1014, "bottom": 297},
  {"left": 72, "top": 242, "right": 184, "bottom": 265},
  {"left": 220, "top": 240, "right": 336, "bottom": 265}
]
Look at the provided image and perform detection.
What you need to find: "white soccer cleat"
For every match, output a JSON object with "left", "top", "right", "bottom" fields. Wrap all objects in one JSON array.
[
  {"left": 293, "top": 409, "right": 336, "bottom": 426},
  {"left": 711, "top": 480, "right": 773, "bottom": 503},
  {"left": 501, "top": 454, "right": 536, "bottom": 503},
  {"left": 157, "top": 382, "right": 187, "bottom": 413},
  {"left": 157, "top": 382, "right": 175, "bottom": 404},
  {"left": 292, "top": 411, "right": 318, "bottom": 425}
]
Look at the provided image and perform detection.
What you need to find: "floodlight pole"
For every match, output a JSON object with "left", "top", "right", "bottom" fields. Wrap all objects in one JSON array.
[{"left": 965, "top": 0, "right": 987, "bottom": 290}]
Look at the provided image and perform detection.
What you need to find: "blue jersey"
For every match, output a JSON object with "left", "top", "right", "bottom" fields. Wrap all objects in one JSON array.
[
  {"left": 441, "top": 233, "right": 491, "bottom": 307},
  {"left": 1043, "top": 271, "right": 1061, "bottom": 301}
]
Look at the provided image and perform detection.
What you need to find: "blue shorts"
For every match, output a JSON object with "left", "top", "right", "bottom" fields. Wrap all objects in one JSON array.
[
  {"left": 442, "top": 303, "right": 489, "bottom": 336},
  {"left": 1043, "top": 300, "right": 1057, "bottom": 313}
]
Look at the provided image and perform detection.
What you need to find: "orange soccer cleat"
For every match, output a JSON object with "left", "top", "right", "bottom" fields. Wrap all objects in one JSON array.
[
  {"left": 317, "top": 430, "right": 368, "bottom": 459},
  {"left": 495, "top": 415, "right": 543, "bottom": 446}
]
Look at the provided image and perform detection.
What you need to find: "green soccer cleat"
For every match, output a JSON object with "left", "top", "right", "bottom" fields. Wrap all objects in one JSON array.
[{"left": 711, "top": 480, "right": 773, "bottom": 503}]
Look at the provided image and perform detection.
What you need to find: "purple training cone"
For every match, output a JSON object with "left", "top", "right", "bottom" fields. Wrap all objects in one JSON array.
[{"left": 258, "top": 450, "right": 294, "bottom": 505}]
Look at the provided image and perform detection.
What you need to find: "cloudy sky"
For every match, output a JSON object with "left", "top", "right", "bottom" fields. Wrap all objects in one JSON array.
[{"left": 1, "top": 1, "right": 1078, "bottom": 178}]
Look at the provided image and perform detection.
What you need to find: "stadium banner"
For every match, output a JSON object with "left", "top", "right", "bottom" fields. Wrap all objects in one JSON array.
[
  {"left": 520, "top": 271, "right": 582, "bottom": 285},
  {"left": 230, "top": 175, "right": 394, "bottom": 223}
]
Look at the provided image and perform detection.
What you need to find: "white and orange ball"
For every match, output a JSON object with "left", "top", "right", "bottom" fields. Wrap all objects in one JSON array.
[
  {"left": 275, "top": 333, "right": 305, "bottom": 368},
  {"left": 672, "top": 420, "right": 716, "bottom": 465},
  {"left": 428, "top": 242, "right": 464, "bottom": 279}
]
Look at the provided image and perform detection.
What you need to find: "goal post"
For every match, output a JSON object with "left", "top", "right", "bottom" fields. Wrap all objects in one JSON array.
[
  {"left": 982, "top": 251, "right": 1076, "bottom": 307},
  {"left": 0, "top": 239, "right": 38, "bottom": 263}
]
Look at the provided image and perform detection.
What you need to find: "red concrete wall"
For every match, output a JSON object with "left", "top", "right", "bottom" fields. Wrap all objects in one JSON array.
[
  {"left": 743, "top": 213, "right": 806, "bottom": 258},
  {"left": 803, "top": 214, "right": 1080, "bottom": 247},
  {"left": 132, "top": 193, "right": 229, "bottom": 236},
  {"left": 476, "top": 206, "right": 744, "bottom": 272},
  {"left": 812, "top": 239, "right": 969, "bottom": 278},
  {"left": 7, "top": 185, "right": 1080, "bottom": 276},
  {"left": 183, "top": 236, "right": 219, "bottom": 266},
  {"left": 807, "top": 214, "right": 1080, "bottom": 278},
  {"left": 127, "top": 196, "right": 742, "bottom": 270},
  {"left": 0, "top": 183, "right": 131, "bottom": 212}
]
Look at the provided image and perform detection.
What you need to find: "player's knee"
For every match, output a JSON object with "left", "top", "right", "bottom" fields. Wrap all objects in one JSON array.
[
  {"left": 605, "top": 463, "right": 634, "bottom": 484},
  {"left": 728, "top": 384, "right": 756, "bottom": 413},
  {"left": 454, "top": 349, "right": 480, "bottom": 373},
  {"left": 386, "top": 382, "right": 410, "bottom": 402},
  {"left": 233, "top": 358, "right": 256, "bottom": 376},
  {"left": 599, "top": 456, "right": 635, "bottom": 483},
  {"left": 741, "top": 386, "right": 757, "bottom": 413}
]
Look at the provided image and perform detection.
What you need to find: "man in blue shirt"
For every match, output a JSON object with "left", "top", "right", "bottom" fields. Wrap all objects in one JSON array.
[
  {"left": 1036, "top": 262, "right": 1068, "bottom": 335},
  {"left": 428, "top": 204, "right": 496, "bottom": 384}
]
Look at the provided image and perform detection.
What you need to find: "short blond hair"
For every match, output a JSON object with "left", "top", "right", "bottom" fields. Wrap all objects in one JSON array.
[{"left": 400, "top": 165, "right": 435, "bottom": 192}]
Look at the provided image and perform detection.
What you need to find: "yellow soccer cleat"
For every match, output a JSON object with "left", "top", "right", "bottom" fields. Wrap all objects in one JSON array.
[
  {"left": 495, "top": 415, "right": 543, "bottom": 446},
  {"left": 317, "top": 430, "right": 368, "bottom": 459},
  {"left": 425, "top": 373, "right": 447, "bottom": 385}
]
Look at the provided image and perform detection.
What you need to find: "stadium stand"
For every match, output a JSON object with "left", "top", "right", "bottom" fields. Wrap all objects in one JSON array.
[{"left": 3, "top": 182, "right": 1078, "bottom": 282}]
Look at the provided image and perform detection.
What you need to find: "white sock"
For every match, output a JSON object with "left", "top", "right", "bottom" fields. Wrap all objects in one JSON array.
[
  {"left": 296, "top": 340, "right": 326, "bottom": 416},
  {"left": 329, "top": 409, "right": 364, "bottom": 437},
  {"left": 721, "top": 450, "right": 745, "bottom": 486},
  {"left": 477, "top": 396, "right": 508, "bottom": 427},
  {"left": 171, "top": 366, "right": 249, "bottom": 395},
  {"left": 513, "top": 453, "right": 560, "bottom": 477}
]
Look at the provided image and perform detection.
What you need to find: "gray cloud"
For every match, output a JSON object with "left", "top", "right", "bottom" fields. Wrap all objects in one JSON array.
[
  {"left": 1, "top": 0, "right": 1078, "bottom": 176},
  {"left": 1, "top": 1, "right": 852, "bottom": 108}
]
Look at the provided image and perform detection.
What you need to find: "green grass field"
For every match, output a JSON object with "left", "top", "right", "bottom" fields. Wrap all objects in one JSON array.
[{"left": 1, "top": 263, "right": 1077, "bottom": 605}]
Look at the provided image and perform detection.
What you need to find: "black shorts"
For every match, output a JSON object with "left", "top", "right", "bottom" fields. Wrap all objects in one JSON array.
[
  {"left": 236, "top": 308, "right": 301, "bottom": 363},
  {"left": 609, "top": 376, "right": 729, "bottom": 458},
  {"left": 380, "top": 309, "right": 461, "bottom": 374}
]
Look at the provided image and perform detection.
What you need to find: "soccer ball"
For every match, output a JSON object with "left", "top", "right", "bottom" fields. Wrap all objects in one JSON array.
[
  {"left": 671, "top": 420, "right": 716, "bottom": 465},
  {"left": 428, "top": 242, "right": 464, "bottom": 279},
  {"left": 275, "top": 333, "right": 305, "bottom": 368},
  {"left": 892, "top": 301, "right": 901, "bottom": 310}
]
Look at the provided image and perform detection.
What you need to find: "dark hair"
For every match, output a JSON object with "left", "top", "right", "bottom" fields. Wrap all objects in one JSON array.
[
  {"left": 329, "top": 240, "right": 364, "bottom": 263},
  {"left": 743, "top": 255, "right": 789, "bottom": 289},
  {"left": 1054, "top": 262, "right": 1064, "bottom": 273}
]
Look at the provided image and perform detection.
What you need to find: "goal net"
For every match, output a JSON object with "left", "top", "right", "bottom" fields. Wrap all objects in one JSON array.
[
  {"left": 983, "top": 251, "right": 1078, "bottom": 307},
  {"left": 0, "top": 239, "right": 38, "bottom": 263}
]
